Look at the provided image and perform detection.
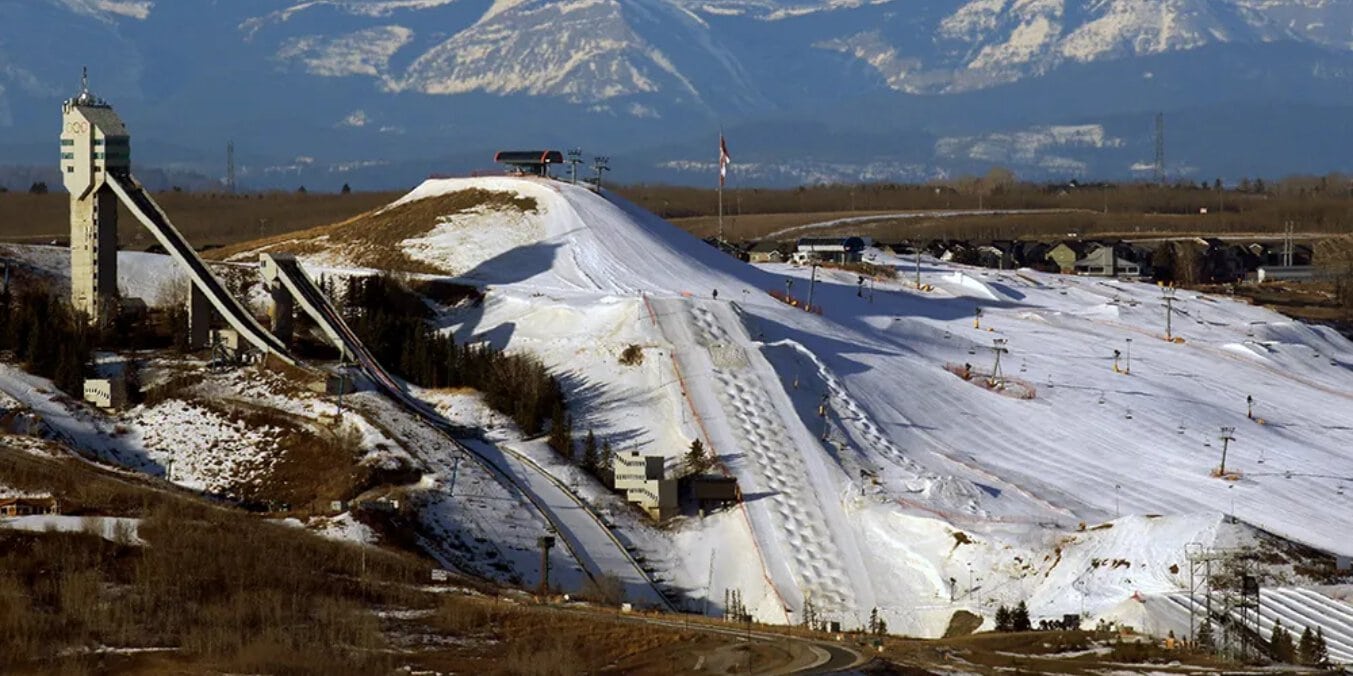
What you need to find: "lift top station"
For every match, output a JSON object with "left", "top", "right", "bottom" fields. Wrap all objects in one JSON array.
[{"left": 62, "top": 68, "right": 129, "bottom": 324}]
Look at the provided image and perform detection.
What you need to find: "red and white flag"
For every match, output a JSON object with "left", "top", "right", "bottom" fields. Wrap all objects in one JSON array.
[{"left": 719, "top": 133, "right": 731, "bottom": 187}]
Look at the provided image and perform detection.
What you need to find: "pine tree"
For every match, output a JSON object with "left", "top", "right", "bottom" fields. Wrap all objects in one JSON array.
[
  {"left": 1197, "top": 621, "right": 1216, "bottom": 653},
  {"left": 1270, "top": 618, "right": 1295, "bottom": 663},
  {"left": 684, "top": 438, "right": 708, "bottom": 475},
  {"left": 1298, "top": 625, "right": 1317, "bottom": 666},
  {"left": 1012, "top": 600, "right": 1032, "bottom": 632},
  {"left": 1314, "top": 627, "right": 1330, "bottom": 667},
  {"left": 581, "top": 430, "right": 599, "bottom": 472},
  {"left": 547, "top": 403, "right": 570, "bottom": 457},
  {"left": 600, "top": 440, "right": 614, "bottom": 471},
  {"left": 867, "top": 607, "right": 879, "bottom": 635},
  {"left": 995, "top": 605, "right": 1012, "bottom": 632}
]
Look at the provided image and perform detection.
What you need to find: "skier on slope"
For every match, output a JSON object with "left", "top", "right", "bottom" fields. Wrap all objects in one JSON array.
[{"left": 712, "top": 289, "right": 718, "bottom": 300}]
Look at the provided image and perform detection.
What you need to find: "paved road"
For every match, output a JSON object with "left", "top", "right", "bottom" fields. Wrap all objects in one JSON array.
[{"left": 607, "top": 612, "right": 870, "bottom": 674}]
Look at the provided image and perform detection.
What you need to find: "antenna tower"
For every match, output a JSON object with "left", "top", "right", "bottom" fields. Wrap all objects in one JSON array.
[
  {"left": 1154, "top": 113, "right": 1166, "bottom": 185},
  {"left": 226, "top": 141, "right": 237, "bottom": 195}
]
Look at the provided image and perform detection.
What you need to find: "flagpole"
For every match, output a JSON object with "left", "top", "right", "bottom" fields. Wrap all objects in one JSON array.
[{"left": 717, "top": 129, "right": 725, "bottom": 243}]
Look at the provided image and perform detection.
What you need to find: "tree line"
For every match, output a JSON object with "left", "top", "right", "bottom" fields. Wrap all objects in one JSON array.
[
  {"left": 0, "top": 283, "right": 91, "bottom": 396},
  {"left": 337, "top": 274, "right": 564, "bottom": 435}
]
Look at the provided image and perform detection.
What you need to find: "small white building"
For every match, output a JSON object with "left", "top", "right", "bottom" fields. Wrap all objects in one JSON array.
[
  {"left": 613, "top": 451, "right": 677, "bottom": 521},
  {"left": 83, "top": 377, "right": 127, "bottom": 410}
]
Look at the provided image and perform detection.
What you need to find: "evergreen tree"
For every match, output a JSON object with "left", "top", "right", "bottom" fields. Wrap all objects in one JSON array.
[
  {"left": 684, "top": 438, "right": 709, "bottom": 475},
  {"left": 995, "top": 605, "right": 1012, "bottom": 632},
  {"left": 1197, "top": 621, "right": 1216, "bottom": 653},
  {"left": 341, "top": 182, "right": 352, "bottom": 195},
  {"left": 547, "top": 402, "right": 569, "bottom": 457},
  {"left": 1298, "top": 625, "right": 1317, "bottom": 666},
  {"left": 867, "top": 607, "right": 879, "bottom": 635},
  {"left": 581, "top": 430, "right": 599, "bottom": 472},
  {"left": 1012, "top": 600, "right": 1032, "bottom": 632},
  {"left": 560, "top": 414, "right": 574, "bottom": 461},
  {"left": 600, "top": 440, "right": 614, "bottom": 471},
  {"left": 1314, "top": 627, "right": 1330, "bottom": 667},
  {"left": 1270, "top": 618, "right": 1295, "bottom": 663}
]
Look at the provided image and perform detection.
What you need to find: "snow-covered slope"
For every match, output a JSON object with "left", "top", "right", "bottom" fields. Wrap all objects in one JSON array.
[{"left": 242, "top": 175, "right": 1352, "bottom": 634}]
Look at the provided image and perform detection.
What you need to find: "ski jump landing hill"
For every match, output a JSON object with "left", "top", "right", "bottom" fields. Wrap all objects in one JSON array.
[{"left": 247, "top": 174, "right": 1353, "bottom": 642}]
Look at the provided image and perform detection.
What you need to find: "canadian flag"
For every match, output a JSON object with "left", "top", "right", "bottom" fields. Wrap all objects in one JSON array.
[{"left": 719, "top": 134, "right": 731, "bottom": 187}]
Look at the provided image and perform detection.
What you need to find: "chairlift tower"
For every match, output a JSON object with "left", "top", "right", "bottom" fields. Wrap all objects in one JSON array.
[
  {"left": 592, "top": 156, "right": 611, "bottom": 191},
  {"left": 1161, "top": 287, "right": 1178, "bottom": 340},
  {"left": 1217, "top": 426, "right": 1236, "bottom": 477},
  {"left": 567, "top": 147, "right": 584, "bottom": 184},
  {"left": 61, "top": 67, "right": 129, "bottom": 325},
  {"left": 988, "top": 338, "right": 1009, "bottom": 388}
]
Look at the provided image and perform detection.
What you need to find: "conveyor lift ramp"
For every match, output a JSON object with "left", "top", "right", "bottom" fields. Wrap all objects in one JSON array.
[{"left": 106, "top": 172, "right": 293, "bottom": 363}]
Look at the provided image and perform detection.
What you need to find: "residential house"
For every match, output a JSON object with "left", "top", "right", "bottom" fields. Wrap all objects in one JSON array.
[
  {"left": 0, "top": 496, "right": 59, "bottom": 518},
  {"left": 747, "top": 241, "right": 786, "bottom": 264},
  {"left": 1073, "top": 245, "right": 1142, "bottom": 277},
  {"left": 1045, "top": 241, "right": 1087, "bottom": 274}
]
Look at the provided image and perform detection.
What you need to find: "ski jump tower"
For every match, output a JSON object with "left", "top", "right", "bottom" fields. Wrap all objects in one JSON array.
[
  {"left": 61, "top": 69, "right": 126, "bottom": 325},
  {"left": 57, "top": 70, "right": 293, "bottom": 362}
]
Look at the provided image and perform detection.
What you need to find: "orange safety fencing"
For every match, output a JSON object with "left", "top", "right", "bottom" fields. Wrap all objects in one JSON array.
[
  {"left": 768, "top": 290, "right": 823, "bottom": 315},
  {"left": 664, "top": 341, "right": 791, "bottom": 617}
]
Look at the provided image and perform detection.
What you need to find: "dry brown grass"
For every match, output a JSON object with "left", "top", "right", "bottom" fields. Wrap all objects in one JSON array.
[
  {"left": 0, "top": 190, "right": 399, "bottom": 249},
  {"left": 205, "top": 188, "right": 537, "bottom": 274},
  {"left": 0, "top": 444, "right": 429, "bottom": 674}
]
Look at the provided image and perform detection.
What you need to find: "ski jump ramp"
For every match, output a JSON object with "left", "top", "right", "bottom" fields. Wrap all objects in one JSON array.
[
  {"left": 107, "top": 171, "right": 292, "bottom": 362},
  {"left": 259, "top": 253, "right": 675, "bottom": 610}
]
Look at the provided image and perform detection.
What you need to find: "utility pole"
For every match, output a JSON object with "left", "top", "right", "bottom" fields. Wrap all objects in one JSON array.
[
  {"left": 592, "top": 156, "right": 610, "bottom": 191},
  {"left": 1217, "top": 426, "right": 1236, "bottom": 477},
  {"left": 805, "top": 263, "right": 819, "bottom": 312},
  {"left": 538, "top": 535, "right": 556, "bottom": 596},
  {"left": 1154, "top": 112, "right": 1166, "bottom": 185},
  {"left": 226, "top": 140, "right": 236, "bottom": 194},
  {"left": 1162, "top": 287, "right": 1178, "bottom": 340},
  {"left": 1283, "top": 220, "right": 1295, "bottom": 267},
  {"left": 703, "top": 549, "right": 716, "bottom": 616}
]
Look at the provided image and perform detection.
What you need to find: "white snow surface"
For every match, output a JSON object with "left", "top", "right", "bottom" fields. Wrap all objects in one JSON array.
[
  {"left": 6, "top": 175, "right": 1351, "bottom": 637},
  {"left": 273, "top": 176, "right": 1353, "bottom": 635}
]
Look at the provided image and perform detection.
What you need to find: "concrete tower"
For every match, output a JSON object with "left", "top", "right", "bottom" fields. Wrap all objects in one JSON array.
[{"left": 61, "top": 68, "right": 129, "bottom": 324}]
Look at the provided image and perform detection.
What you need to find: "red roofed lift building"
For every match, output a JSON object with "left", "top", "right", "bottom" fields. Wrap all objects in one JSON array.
[{"left": 495, "top": 150, "right": 565, "bottom": 177}]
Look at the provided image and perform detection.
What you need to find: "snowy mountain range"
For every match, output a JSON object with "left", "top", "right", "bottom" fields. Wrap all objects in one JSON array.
[{"left": 1, "top": 0, "right": 1351, "bottom": 187}]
